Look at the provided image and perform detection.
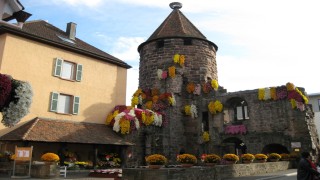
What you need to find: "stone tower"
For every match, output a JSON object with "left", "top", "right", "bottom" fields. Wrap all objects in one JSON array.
[{"left": 136, "top": 2, "right": 219, "bottom": 163}]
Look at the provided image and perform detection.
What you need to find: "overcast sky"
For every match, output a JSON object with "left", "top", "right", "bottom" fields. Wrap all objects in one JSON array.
[{"left": 21, "top": 0, "right": 320, "bottom": 105}]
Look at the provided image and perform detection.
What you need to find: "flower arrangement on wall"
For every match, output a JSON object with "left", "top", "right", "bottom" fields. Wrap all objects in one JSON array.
[
  {"left": 105, "top": 105, "right": 164, "bottom": 134},
  {"left": 207, "top": 100, "right": 223, "bottom": 114},
  {"left": 211, "top": 80, "right": 219, "bottom": 91},
  {"left": 202, "top": 131, "right": 210, "bottom": 143},
  {"left": 222, "top": 154, "right": 239, "bottom": 162},
  {"left": 202, "top": 154, "right": 221, "bottom": 163},
  {"left": 173, "top": 54, "right": 185, "bottom": 67},
  {"left": 131, "top": 88, "right": 176, "bottom": 112},
  {"left": 177, "top": 154, "right": 197, "bottom": 164},
  {"left": 0, "top": 74, "right": 33, "bottom": 127},
  {"left": 254, "top": 154, "right": 268, "bottom": 160},
  {"left": 184, "top": 104, "right": 198, "bottom": 118},
  {"left": 258, "top": 82, "right": 308, "bottom": 111},
  {"left": 145, "top": 154, "right": 167, "bottom": 165}
]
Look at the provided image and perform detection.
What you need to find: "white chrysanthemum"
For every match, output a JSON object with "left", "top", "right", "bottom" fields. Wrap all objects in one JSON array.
[
  {"left": 138, "top": 95, "right": 143, "bottom": 105},
  {"left": 135, "top": 117, "right": 140, "bottom": 129},
  {"left": 157, "top": 69, "right": 163, "bottom": 80},
  {"left": 113, "top": 112, "right": 125, "bottom": 132},
  {"left": 264, "top": 88, "right": 271, "bottom": 100},
  {"left": 190, "top": 104, "right": 198, "bottom": 119},
  {"left": 2, "top": 81, "right": 33, "bottom": 127}
]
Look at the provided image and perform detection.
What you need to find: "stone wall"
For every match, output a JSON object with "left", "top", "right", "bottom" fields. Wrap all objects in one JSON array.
[{"left": 122, "top": 161, "right": 292, "bottom": 180}]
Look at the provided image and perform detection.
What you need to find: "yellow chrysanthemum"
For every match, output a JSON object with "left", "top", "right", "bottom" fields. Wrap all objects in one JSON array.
[
  {"left": 270, "top": 87, "right": 277, "bottom": 100},
  {"left": 290, "top": 99, "right": 296, "bottom": 109},
  {"left": 258, "top": 88, "right": 265, "bottom": 100},
  {"left": 208, "top": 101, "right": 216, "bottom": 114},
  {"left": 214, "top": 100, "right": 223, "bottom": 112},
  {"left": 185, "top": 105, "right": 191, "bottom": 115},
  {"left": 106, "top": 113, "right": 113, "bottom": 125},
  {"left": 141, "top": 111, "right": 146, "bottom": 122},
  {"left": 133, "top": 88, "right": 142, "bottom": 96},
  {"left": 211, "top": 80, "right": 219, "bottom": 91},
  {"left": 143, "top": 113, "right": 154, "bottom": 126},
  {"left": 202, "top": 131, "right": 210, "bottom": 142},
  {"left": 173, "top": 54, "right": 180, "bottom": 63},
  {"left": 131, "top": 96, "right": 139, "bottom": 107},
  {"left": 179, "top": 55, "right": 185, "bottom": 67},
  {"left": 286, "top": 82, "right": 295, "bottom": 91},
  {"left": 168, "top": 66, "right": 176, "bottom": 78},
  {"left": 152, "top": 95, "right": 159, "bottom": 103},
  {"left": 145, "top": 101, "right": 153, "bottom": 109},
  {"left": 119, "top": 118, "right": 130, "bottom": 134}
]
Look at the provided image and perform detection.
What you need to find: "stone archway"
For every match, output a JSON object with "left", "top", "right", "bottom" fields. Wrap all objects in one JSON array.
[
  {"left": 261, "top": 143, "right": 289, "bottom": 154},
  {"left": 221, "top": 137, "right": 246, "bottom": 156}
]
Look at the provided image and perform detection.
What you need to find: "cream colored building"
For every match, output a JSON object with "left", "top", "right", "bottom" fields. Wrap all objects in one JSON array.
[{"left": 0, "top": 0, "right": 133, "bottom": 165}]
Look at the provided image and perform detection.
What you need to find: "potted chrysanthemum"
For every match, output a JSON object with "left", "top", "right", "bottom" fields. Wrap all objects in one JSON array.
[
  {"left": 268, "top": 153, "right": 281, "bottom": 162},
  {"left": 223, "top": 154, "right": 239, "bottom": 164},
  {"left": 145, "top": 154, "right": 167, "bottom": 169},
  {"left": 254, "top": 154, "right": 268, "bottom": 163},
  {"left": 177, "top": 154, "right": 197, "bottom": 167},
  {"left": 203, "top": 154, "right": 221, "bottom": 166},
  {"left": 41, "top": 152, "right": 60, "bottom": 163},
  {"left": 280, "top": 153, "right": 290, "bottom": 161},
  {"left": 241, "top": 153, "right": 255, "bottom": 163}
]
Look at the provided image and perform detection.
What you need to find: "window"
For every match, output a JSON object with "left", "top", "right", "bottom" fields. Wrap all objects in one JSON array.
[
  {"left": 202, "top": 112, "right": 209, "bottom": 131},
  {"left": 236, "top": 105, "right": 249, "bottom": 120},
  {"left": 53, "top": 58, "right": 82, "bottom": 81},
  {"left": 184, "top": 38, "right": 192, "bottom": 45},
  {"left": 156, "top": 40, "right": 164, "bottom": 48},
  {"left": 226, "top": 97, "right": 249, "bottom": 122},
  {"left": 50, "top": 92, "right": 80, "bottom": 114}
]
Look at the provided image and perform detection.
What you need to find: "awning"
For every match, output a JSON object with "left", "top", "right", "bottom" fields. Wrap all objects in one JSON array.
[{"left": 0, "top": 118, "right": 134, "bottom": 146}]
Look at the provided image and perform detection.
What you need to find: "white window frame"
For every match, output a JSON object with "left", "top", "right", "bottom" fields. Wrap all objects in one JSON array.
[
  {"left": 53, "top": 58, "right": 82, "bottom": 81},
  {"left": 50, "top": 92, "right": 80, "bottom": 115}
]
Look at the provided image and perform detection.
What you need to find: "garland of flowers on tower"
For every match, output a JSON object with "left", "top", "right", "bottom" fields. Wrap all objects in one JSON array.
[
  {"left": 208, "top": 100, "right": 223, "bottom": 115},
  {"left": 106, "top": 105, "right": 164, "bottom": 134},
  {"left": 184, "top": 104, "right": 198, "bottom": 118},
  {"left": 258, "top": 82, "right": 308, "bottom": 111}
]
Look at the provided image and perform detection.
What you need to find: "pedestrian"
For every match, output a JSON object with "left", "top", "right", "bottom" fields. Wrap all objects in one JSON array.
[{"left": 297, "top": 151, "right": 320, "bottom": 180}]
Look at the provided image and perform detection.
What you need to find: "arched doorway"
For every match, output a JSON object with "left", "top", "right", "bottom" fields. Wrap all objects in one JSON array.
[
  {"left": 221, "top": 137, "right": 247, "bottom": 156},
  {"left": 262, "top": 144, "right": 289, "bottom": 154}
]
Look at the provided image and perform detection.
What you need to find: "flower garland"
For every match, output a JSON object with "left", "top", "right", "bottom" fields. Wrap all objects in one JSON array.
[
  {"left": 186, "top": 82, "right": 195, "bottom": 93},
  {"left": 1, "top": 80, "right": 33, "bottom": 127},
  {"left": 202, "top": 82, "right": 211, "bottom": 94},
  {"left": 173, "top": 54, "right": 185, "bottom": 67},
  {"left": 258, "top": 83, "right": 308, "bottom": 111},
  {"left": 107, "top": 106, "right": 163, "bottom": 134},
  {"left": 208, "top": 100, "right": 223, "bottom": 114},
  {"left": 190, "top": 104, "right": 198, "bottom": 118}
]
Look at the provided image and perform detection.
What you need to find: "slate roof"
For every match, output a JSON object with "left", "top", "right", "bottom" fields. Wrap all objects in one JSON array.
[
  {"left": 0, "top": 118, "right": 134, "bottom": 145},
  {"left": 0, "top": 20, "right": 131, "bottom": 68},
  {"left": 138, "top": 8, "right": 218, "bottom": 51}
]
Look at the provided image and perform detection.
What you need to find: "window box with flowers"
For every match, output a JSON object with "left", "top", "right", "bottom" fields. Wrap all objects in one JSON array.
[
  {"left": 202, "top": 154, "right": 221, "bottom": 166},
  {"left": 254, "top": 154, "right": 268, "bottom": 163},
  {"left": 268, "top": 153, "right": 281, "bottom": 162},
  {"left": 145, "top": 154, "right": 167, "bottom": 169},
  {"left": 241, "top": 153, "right": 255, "bottom": 163},
  {"left": 177, "top": 154, "right": 197, "bottom": 167},
  {"left": 223, "top": 154, "right": 239, "bottom": 164}
]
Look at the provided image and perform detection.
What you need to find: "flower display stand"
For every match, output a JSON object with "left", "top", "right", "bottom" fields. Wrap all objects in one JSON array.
[
  {"left": 181, "top": 164, "right": 193, "bottom": 168},
  {"left": 31, "top": 162, "right": 59, "bottom": 179}
]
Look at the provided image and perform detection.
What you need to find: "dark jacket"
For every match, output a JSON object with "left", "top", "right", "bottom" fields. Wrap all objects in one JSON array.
[{"left": 297, "top": 158, "right": 320, "bottom": 180}]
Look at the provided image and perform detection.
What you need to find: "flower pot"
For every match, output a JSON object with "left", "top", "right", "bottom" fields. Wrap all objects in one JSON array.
[
  {"left": 269, "top": 159, "right": 279, "bottom": 162},
  {"left": 205, "top": 163, "right": 217, "bottom": 167},
  {"left": 256, "top": 159, "right": 267, "bottom": 163},
  {"left": 225, "top": 160, "right": 237, "bottom": 164},
  {"left": 148, "top": 165, "right": 163, "bottom": 169},
  {"left": 181, "top": 164, "right": 193, "bottom": 168},
  {"left": 242, "top": 160, "right": 253, "bottom": 164}
]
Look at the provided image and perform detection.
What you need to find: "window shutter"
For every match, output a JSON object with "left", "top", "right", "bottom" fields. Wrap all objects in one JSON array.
[
  {"left": 76, "top": 64, "right": 82, "bottom": 81},
  {"left": 54, "top": 58, "right": 63, "bottom": 77},
  {"left": 73, "top": 96, "right": 80, "bottom": 114},
  {"left": 50, "top": 92, "right": 59, "bottom": 112}
]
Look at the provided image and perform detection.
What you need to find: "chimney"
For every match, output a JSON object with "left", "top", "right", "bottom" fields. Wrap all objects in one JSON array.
[{"left": 66, "top": 22, "right": 77, "bottom": 40}]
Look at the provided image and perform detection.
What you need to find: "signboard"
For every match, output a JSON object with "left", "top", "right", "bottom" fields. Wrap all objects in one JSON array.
[
  {"left": 291, "top": 142, "right": 301, "bottom": 148},
  {"left": 15, "top": 147, "right": 32, "bottom": 161}
]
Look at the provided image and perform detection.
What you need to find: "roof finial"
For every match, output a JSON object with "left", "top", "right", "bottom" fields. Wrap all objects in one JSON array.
[{"left": 169, "top": 2, "right": 182, "bottom": 10}]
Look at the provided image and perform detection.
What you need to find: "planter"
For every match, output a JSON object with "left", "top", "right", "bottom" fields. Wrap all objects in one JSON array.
[
  {"left": 269, "top": 159, "right": 279, "bottom": 162},
  {"left": 225, "top": 160, "right": 237, "bottom": 164},
  {"left": 31, "top": 162, "right": 59, "bottom": 178},
  {"left": 256, "top": 159, "right": 267, "bottom": 163},
  {"left": 242, "top": 160, "right": 253, "bottom": 164},
  {"left": 205, "top": 163, "right": 217, "bottom": 167},
  {"left": 181, "top": 164, "right": 193, "bottom": 168},
  {"left": 148, "top": 165, "right": 163, "bottom": 169}
]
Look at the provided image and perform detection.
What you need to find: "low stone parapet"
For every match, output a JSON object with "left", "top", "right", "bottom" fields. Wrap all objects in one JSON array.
[{"left": 122, "top": 161, "right": 293, "bottom": 180}]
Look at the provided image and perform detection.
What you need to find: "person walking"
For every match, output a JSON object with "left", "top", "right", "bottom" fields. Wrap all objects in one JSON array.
[{"left": 297, "top": 152, "right": 320, "bottom": 180}]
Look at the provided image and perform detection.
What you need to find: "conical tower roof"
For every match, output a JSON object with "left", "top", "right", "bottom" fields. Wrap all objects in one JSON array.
[{"left": 138, "top": 2, "right": 217, "bottom": 51}]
